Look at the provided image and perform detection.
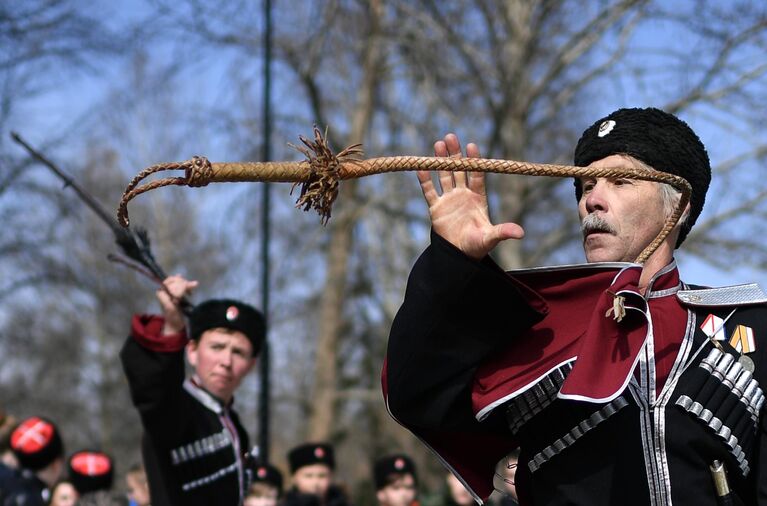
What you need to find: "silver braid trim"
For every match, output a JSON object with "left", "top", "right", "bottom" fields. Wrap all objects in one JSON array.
[
  {"left": 503, "top": 362, "right": 574, "bottom": 434},
  {"left": 528, "top": 396, "right": 629, "bottom": 473},
  {"left": 675, "top": 395, "right": 750, "bottom": 475},
  {"left": 170, "top": 429, "right": 232, "bottom": 465},
  {"left": 673, "top": 347, "right": 763, "bottom": 477},
  {"left": 181, "top": 462, "right": 238, "bottom": 491}
]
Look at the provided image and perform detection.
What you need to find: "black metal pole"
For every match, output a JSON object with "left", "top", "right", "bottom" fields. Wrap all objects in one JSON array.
[{"left": 259, "top": 0, "right": 273, "bottom": 464}]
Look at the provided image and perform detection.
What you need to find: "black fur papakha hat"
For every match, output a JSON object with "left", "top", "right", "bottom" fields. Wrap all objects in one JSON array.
[
  {"left": 189, "top": 299, "right": 265, "bottom": 356},
  {"left": 68, "top": 450, "right": 114, "bottom": 494},
  {"left": 573, "top": 107, "right": 711, "bottom": 247},
  {"left": 10, "top": 416, "right": 64, "bottom": 471},
  {"left": 288, "top": 443, "right": 335, "bottom": 473},
  {"left": 373, "top": 454, "right": 417, "bottom": 490},
  {"left": 252, "top": 463, "right": 284, "bottom": 492}
]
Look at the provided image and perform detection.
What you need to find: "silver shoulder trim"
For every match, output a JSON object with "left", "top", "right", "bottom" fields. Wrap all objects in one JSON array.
[
  {"left": 677, "top": 283, "right": 767, "bottom": 306},
  {"left": 507, "top": 261, "right": 638, "bottom": 275}
]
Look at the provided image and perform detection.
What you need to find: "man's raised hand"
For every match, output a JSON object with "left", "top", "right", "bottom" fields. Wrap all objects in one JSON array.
[
  {"left": 157, "top": 275, "right": 198, "bottom": 335},
  {"left": 417, "top": 133, "right": 524, "bottom": 259}
]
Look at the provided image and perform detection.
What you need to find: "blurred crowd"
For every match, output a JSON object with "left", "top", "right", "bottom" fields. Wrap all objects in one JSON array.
[
  {"left": 0, "top": 274, "right": 521, "bottom": 506},
  {"left": 0, "top": 410, "right": 518, "bottom": 506}
]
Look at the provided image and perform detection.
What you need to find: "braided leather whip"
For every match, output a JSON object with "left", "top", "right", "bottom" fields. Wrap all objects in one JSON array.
[{"left": 118, "top": 127, "right": 691, "bottom": 264}]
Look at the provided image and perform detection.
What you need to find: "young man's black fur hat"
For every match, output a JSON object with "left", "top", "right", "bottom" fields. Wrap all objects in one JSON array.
[{"left": 189, "top": 299, "right": 265, "bottom": 356}]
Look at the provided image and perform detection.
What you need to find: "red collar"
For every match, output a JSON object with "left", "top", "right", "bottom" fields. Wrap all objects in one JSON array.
[{"left": 473, "top": 261, "right": 682, "bottom": 415}]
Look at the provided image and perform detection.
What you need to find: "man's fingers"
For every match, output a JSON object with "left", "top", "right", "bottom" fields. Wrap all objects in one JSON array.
[
  {"left": 441, "top": 133, "right": 466, "bottom": 189},
  {"left": 464, "top": 142, "right": 481, "bottom": 191},
  {"left": 468, "top": 170, "right": 487, "bottom": 195},
  {"left": 443, "top": 134, "right": 462, "bottom": 156},
  {"left": 436, "top": 135, "right": 458, "bottom": 192},
  {"left": 434, "top": 140, "right": 448, "bottom": 157},
  {"left": 490, "top": 222, "right": 526, "bottom": 243},
  {"left": 432, "top": 133, "right": 482, "bottom": 192},
  {"left": 161, "top": 276, "right": 198, "bottom": 300},
  {"left": 417, "top": 171, "right": 439, "bottom": 205}
]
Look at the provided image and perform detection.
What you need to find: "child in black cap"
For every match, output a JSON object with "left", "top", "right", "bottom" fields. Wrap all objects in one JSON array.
[
  {"left": 244, "top": 462, "right": 283, "bottom": 506},
  {"left": 1, "top": 416, "right": 65, "bottom": 506},
  {"left": 373, "top": 454, "right": 418, "bottom": 506},
  {"left": 67, "top": 450, "right": 114, "bottom": 495},
  {"left": 283, "top": 443, "right": 352, "bottom": 506}
]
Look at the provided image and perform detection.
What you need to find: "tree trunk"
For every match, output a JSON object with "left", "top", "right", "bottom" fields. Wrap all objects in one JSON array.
[{"left": 307, "top": 0, "right": 384, "bottom": 441}]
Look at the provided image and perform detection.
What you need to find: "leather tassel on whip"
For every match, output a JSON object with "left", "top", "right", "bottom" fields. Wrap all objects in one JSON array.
[{"left": 117, "top": 126, "right": 691, "bottom": 264}]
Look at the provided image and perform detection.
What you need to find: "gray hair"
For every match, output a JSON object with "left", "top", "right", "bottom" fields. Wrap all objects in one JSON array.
[{"left": 624, "top": 155, "right": 689, "bottom": 227}]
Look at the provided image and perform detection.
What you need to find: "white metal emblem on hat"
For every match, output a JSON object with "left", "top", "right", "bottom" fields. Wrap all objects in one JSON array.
[{"left": 598, "top": 120, "right": 616, "bottom": 137}]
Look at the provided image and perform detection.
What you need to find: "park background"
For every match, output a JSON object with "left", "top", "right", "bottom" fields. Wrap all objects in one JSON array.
[{"left": 1, "top": 0, "right": 766, "bottom": 503}]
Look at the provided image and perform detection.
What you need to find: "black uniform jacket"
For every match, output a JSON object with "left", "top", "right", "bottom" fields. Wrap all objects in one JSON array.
[
  {"left": 0, "top": 464, "right": 47, "bottom": 506},
  {"left": 120, "top": 315, "right": 250, "bottom": 506},
  {"left": 384, "top": 233, "right": 767, "bottom": 506},
  {"left": 281, "top": 485, "right": 353, "bottom": 506}
]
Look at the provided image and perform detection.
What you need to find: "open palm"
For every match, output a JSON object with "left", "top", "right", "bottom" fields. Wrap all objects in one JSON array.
[{"left": 418, "top": 133, "right": 524, "bottom": 259}]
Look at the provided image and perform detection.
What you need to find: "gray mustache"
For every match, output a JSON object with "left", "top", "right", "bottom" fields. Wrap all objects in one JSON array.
[{"left": 581, "top": 214, "right": 617, "bottom": 236}]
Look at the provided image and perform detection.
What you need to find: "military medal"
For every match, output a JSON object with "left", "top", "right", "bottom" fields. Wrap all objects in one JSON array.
[
  {"left": 728, "top": 325, "right": 756, "bottom": 372},
  {"left": 729, "top": 325, "right": 755, "bottom": 354},
  {"left": 700, "top": 314, "right": 726, "bottom": 341},
  {"left": 739, "top": 354, "right": 755, "bottom": 373}
]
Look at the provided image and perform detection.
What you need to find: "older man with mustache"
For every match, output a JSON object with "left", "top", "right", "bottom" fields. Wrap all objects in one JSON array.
[{"left": 383, "top": 108, "right": 766, "bottom": 506}]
